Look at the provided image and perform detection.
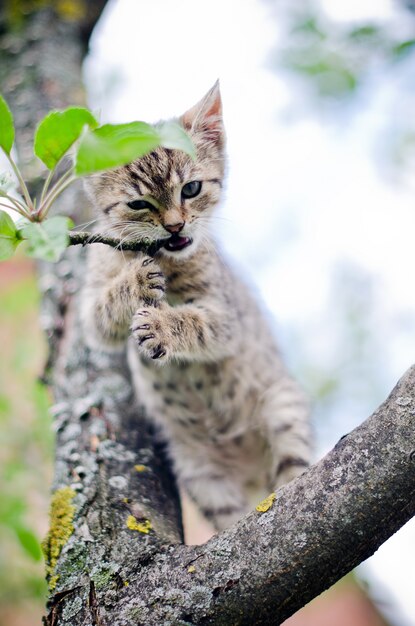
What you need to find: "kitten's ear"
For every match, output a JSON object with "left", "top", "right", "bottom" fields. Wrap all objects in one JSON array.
[{"left": 181, "top": 80, "right": 224, "bottom": 144}]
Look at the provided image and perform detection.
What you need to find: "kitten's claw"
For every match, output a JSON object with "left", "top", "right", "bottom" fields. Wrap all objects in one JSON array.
[
  {"left": 128, "top": 257, "right": 166, "bottom": 303},
  {"left": 152, "top": 347, "right": 166, "bottom": 360},
  {"left": 142, "top": 257, "right": 154, "bottom": 267},
  {"left": 131, "top": 307, "right": 171, "bottom": 363},
  {"left": 138, "top": 333, "right": 155, "bottom": 345}
]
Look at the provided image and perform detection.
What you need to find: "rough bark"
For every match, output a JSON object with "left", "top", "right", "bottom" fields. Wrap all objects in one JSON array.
[{"left": 2, "top": 5, "right": 415, "bottom": 626}]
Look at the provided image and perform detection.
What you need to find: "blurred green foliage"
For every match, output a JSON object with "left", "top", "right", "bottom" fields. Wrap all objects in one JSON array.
[
  {"left": 273, "top": 0, "right": 415, "bottom": 100},
  {"left": 266, "top": 0, "right": 415, "bottom": 184},
  {"left": 0, "top": 265, "right": 52, "bottom": 620}
]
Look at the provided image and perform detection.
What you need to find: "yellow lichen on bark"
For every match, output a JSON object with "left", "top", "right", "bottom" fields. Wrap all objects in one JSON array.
[
  {"left": 134, "top": 464, "right": 147, "bottom": 472},
  {"left": 56, "top": 0, "right": 86, "bottom": 21},
  {"left": 5, "top": 0, "right": 86, "bottom": 26},
  {"left": 126, "top": 515, "right": 152, "bottom": 534},
  {"left": 42, "top": 486, "right": 76, "bottom": 590},
  {"left": 256, "top": 492, "right": 276, "bottom": 513}
]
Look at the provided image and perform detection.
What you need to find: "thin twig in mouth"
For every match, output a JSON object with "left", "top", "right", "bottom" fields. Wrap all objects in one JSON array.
[{"left": 68, "top": 231, "right": 170, "bottom": 256}]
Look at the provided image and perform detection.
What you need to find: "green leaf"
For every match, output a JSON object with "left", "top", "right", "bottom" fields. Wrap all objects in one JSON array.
[
  {"left": 0, "top": 209, "right": 20, "bottom": 260},
  {"left": 0, "top": 94, "right": 14, "bottom": 154},
  {"left": 284, "top": 56, "right": 357, "bottom": 96},
  {"left": 21, "top": 215, "right": 73, "bottom": 262},
  {"left": 75, "top": 121, "right": 161, "bottom": 175},
  {"left": 291, "top": 16, "right": 325, "bottom": 39},
  {"left": 158, "top": 121, "right": 196, "bottom": 159},
  {"left": 34, "top": 107, "right": 98, "bottom": 169},
  {"left": 392, "top": 39, "right": 415, "bottom": 58},
  {"left": 15, "top": 525, "right": 43, "bottom": 562},
  {"left": 348, "top": 25, "right": 382, "bottom": 41}
]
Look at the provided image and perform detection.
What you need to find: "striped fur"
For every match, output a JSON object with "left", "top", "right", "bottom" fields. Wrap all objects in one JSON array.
[{"left": 81, "top": 83, "right": 312, "bottom": 531}]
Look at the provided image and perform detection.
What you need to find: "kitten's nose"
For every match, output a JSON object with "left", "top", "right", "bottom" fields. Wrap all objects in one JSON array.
[{"left": 164, "top": 221, "right": 185, "bottom": 234}]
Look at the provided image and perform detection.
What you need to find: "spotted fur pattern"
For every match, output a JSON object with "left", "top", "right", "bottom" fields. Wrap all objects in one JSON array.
[{"left": 81, "top": 82, "right": 312, "bottom": 531}]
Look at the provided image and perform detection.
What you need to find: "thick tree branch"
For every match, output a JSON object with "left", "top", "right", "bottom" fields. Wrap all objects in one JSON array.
[{"left": 137, "top": 365, "right": 415, "bottom": 624}]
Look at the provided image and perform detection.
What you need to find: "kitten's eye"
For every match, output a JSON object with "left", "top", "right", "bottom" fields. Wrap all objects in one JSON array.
[
  {"left": 181, "top": 181, "right": 202, "bottom": 199},
  {"left": 127, "top": 199, "right": 153, "bottom": 211}
]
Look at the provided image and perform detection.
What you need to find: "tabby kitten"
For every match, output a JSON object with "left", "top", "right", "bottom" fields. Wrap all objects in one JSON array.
[{"left": 81, "top": 82, "right": 312, "bottom": 531}]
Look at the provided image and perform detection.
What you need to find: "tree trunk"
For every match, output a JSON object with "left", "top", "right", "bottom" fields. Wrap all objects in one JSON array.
[{"left": 1, "top": 6, "right": 415, "bottom": 626}]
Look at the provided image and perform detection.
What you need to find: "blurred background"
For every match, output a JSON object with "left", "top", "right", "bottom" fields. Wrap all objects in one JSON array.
[{"left": 1, "top": 0, "right": 415, "bottom": 624}]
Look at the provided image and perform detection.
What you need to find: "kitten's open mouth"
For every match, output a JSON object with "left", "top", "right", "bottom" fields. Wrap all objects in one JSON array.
[{"left": 163, "top": 234, "right": 193, "bottom": 252}]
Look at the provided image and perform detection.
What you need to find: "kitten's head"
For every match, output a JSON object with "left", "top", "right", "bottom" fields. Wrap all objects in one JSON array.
[{"left": 86, "top": 81, "right": 225, "bottom": 259}]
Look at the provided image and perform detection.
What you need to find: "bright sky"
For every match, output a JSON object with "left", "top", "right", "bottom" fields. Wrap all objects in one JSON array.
[
  {"left": 84, "top": 1, "right": 415, "bottom": 623},
  {"left": 320, "top": 0, "right": 394, "bottom": 20}
]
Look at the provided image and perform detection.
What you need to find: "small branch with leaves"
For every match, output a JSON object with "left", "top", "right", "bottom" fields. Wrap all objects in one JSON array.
[{"left": 0, "top": 94, "right": 195, "bottom": 262}]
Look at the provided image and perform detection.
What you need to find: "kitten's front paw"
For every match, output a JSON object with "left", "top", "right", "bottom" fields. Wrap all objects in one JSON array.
[
  {"left": 130, "top": 256, "right": 166, "bottom": 304},
  {"left": 131, "top": 307, "right": 172, "bottom": 362}
]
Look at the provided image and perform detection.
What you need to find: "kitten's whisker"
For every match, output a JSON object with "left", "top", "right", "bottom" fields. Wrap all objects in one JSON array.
[
  {"left": 198, "top": 214, "right": 231, "bottom": 224},
  {"left": 87, "top": 226, "right": 120, "bottom": 245},
  {"left": 87, "top": 222, "right": 132, "bottom": 246},
  {"left": 72, "top": 217, "right": 99, "bottom": 231},
  {"left": 114, "top": 225, "right": 135, "bottom": 261},
  {"left": 114, "top": 224, "right": 132, "bottom": 245}
]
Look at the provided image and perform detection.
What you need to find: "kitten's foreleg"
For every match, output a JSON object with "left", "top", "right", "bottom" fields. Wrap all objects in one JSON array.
[
  {"left": 82, "top": 255, "right": 165, "bottom": 347},
  {"left": 131, "top": 300, "right": 238, "bottom": 362},
  {"left": 260, "top": 377, "right": 312, "bottom": 490}
]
